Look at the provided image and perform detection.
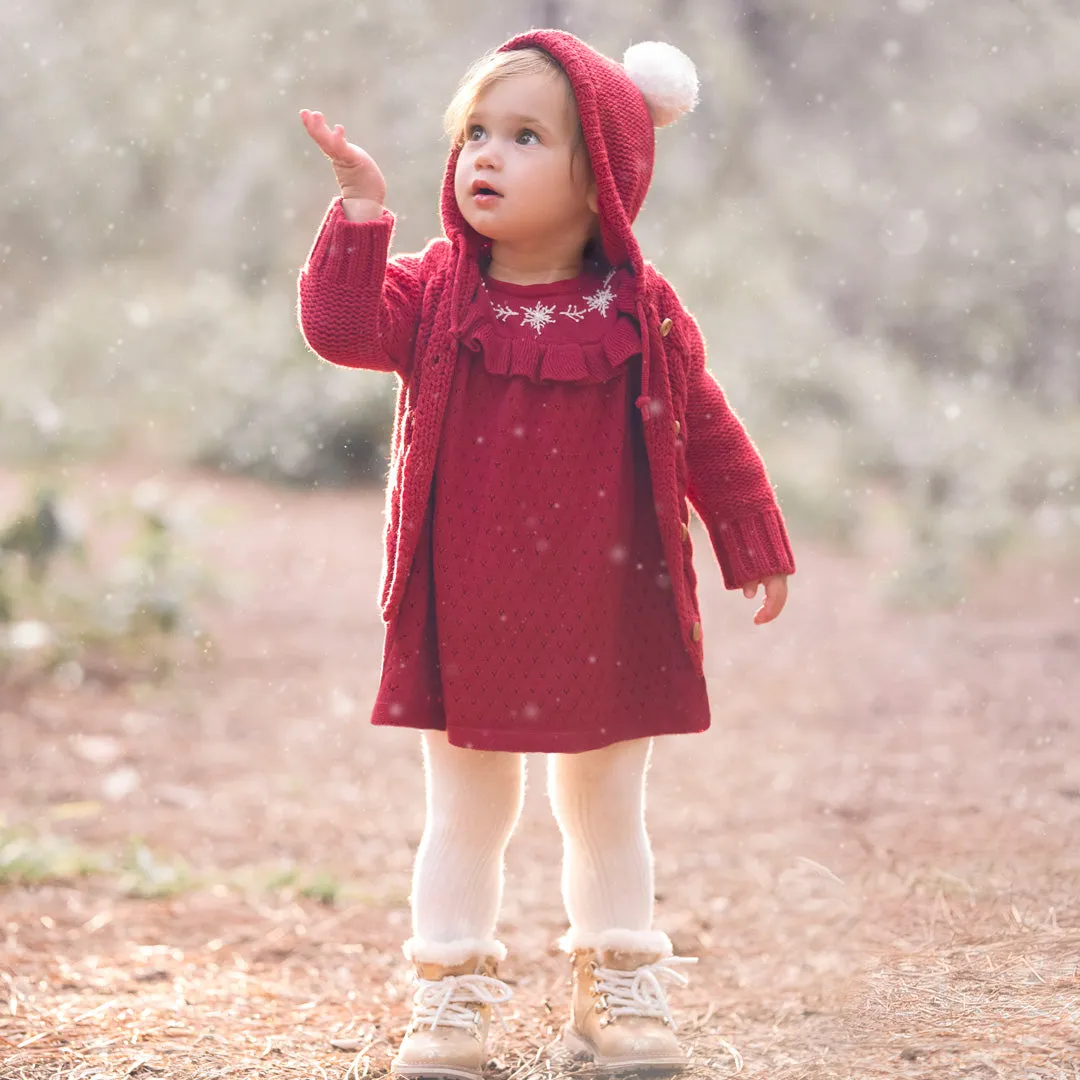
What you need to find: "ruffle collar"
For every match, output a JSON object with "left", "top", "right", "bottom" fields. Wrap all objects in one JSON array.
[{"left": 453, "top": 265, "right": 642, "bottom": 384}]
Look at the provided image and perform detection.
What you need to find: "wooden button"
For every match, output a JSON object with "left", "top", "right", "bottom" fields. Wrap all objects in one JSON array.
[
  {"left": 691, "top": 621, "right": 703, "bottom": 642},
  {"left": 659, "top": 318, "right": 674, "bottom": 337},
  {"left": 681, "top": 523, "right": 690, "bottom": 541},
  {"left": 674, "top": 420, "right": 681, "bottom": 436}
]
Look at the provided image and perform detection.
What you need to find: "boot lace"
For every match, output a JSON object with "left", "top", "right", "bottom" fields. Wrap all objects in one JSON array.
[
  {"left": 592, "top": 956, "right": 697, "bottom": 1028},
  {"left": 409, "top": 973, "right": 514, "bottom": 1033}
]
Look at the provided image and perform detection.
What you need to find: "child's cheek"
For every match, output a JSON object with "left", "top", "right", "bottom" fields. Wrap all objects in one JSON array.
[
  {"left": 453, "top": 151, "right": 471, "bottom": 190},
  {"left": 453, "top": 170, "right": 470, "bottom": 213}
]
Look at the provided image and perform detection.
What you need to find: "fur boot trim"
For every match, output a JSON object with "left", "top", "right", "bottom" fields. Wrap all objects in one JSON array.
[
  {"left": 558, "top": 927, "right": 674, "bottom": 957},
  {"left": 402, "top": 936, "right": 508, "bottom": 966}
]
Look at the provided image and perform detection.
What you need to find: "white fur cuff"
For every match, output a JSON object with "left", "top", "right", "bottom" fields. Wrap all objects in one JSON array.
[
  {"left": 558, "top": 927, "right": 674, "bottom": 957},
  {"left": 403, "top": 936, "right": 508, "bottom": 966}
]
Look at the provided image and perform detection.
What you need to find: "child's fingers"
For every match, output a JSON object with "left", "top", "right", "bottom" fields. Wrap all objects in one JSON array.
[
  {"left": 753, "top": 601, "right": 776, "bottom": 625},
  {"left": 753, "top": 579, "right": 788, "bottom": 625},
  {"left": 298, "top": 112, "right": 369, "bottom": 171},
  {"left": 742, "top": 582, "right": 759, "bottom": 599},
  {"left": 330, "top": 125, "right": 349, "bottom": 155},
  {"left": 299, "top": 110, "right": 327, "bottom": 142},
  {"left": 300, "top": 110, "right": 336, "bottom": 145}
]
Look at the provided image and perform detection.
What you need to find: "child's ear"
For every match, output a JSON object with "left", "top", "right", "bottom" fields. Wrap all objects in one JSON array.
[{"left": 587, "top": 178, "right": 599, "bottom": 215}]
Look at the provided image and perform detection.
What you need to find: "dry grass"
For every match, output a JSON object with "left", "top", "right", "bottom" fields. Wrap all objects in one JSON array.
[
  {"left": 2, "top": 462, "right": 1080, "bottom": 1079},
  {"left": 3, "top": 884, "right": 1078, "bottom": 1079}
]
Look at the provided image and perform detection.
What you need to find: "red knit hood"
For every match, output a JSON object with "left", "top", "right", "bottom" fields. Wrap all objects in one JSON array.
[{"left": 439, "top": 29, "right": 655, "bottom": 275}]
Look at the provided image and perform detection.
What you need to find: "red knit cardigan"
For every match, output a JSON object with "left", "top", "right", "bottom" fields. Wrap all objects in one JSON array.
[{"left": 298, "top": 199, "right": 795, "bottom": 675}]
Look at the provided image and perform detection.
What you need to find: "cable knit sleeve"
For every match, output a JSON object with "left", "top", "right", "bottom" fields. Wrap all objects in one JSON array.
[
  {"left": 297, "top": 198, "right": 425, "bottom": 376},
  {"left": 681, "top": 314, "right": 796, "bottom": 588}
]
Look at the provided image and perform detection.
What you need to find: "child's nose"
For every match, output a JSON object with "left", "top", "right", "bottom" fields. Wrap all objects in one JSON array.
[{"left": 474, "top": 142, "right": 502, "bottom": 169}]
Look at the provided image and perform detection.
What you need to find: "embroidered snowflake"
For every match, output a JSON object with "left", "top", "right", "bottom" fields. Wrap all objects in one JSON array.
[
  {"left": 492, "top": 303, "right": 518, "bottom": 322},
  {"left": 561, "top": 304, "right": 587, "bottom": 323},
  {"left": 520, "top": 301, "right": 557, "bottom": 334},
  {"left": 584, "top": 270, "right": 617, "bottom": 317}
]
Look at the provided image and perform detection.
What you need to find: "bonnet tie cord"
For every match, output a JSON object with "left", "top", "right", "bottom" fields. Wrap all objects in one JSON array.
[
  {"left": 635, "top": 295, "right": 653, "bottom": 416},
  {"left": 449, "top": 244, "right": 467, "bottom": 341},
  {"left": 448, "top": 236, "right": 480, "bottom": 345}
]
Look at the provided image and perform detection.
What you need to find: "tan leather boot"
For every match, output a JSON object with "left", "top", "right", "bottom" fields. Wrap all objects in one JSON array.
[
  {"left": 391, "top": 954, "right": 513, "bottom": 1080},
  {"left": 560, "top": 947, "right": 696, "bottom": 1074}
]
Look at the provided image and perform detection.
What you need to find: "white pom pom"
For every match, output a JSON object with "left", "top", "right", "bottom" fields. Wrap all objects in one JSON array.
[{"left": 622, "top": 41, "right": 699, "bottom": 128}]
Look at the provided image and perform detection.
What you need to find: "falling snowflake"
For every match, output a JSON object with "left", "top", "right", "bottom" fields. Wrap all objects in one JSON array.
[
  {"left": 584, "top": 270, "right": 617, "bottom": 317},
  {"left": 492, "top": 303, "right": 518, "bottom": 322},
  {"left": 520, "top": 301, "right": 557, "bottom": 334},
  {"left": 561, "top": 304, "right": 587, "bottom": 322}
]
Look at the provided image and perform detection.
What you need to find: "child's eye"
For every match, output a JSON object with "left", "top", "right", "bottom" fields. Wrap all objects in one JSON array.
[
  {"left": 466, "top": 124, "right": 486, "bottom": 141},
  {"left": 516, "top": 129, "right": 540, "bottom": 145}
]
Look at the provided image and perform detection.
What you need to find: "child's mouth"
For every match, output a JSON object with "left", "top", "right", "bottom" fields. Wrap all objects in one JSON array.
[{"left": 469, "top": 180, "right": 503, "bottom": 205}]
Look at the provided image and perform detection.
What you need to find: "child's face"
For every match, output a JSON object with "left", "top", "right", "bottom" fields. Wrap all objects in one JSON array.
[{"left": 454, "top": 72, "right": 597, "bottom": 251}]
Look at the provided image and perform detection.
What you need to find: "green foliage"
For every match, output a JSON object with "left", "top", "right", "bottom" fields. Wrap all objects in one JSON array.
[
  {"left": 0, "top": 827, "right": 362, "bottom": 904},
  {"left": 298, "top": 871, "right": 343, "bottom": 906},
  {"left": 0, "top": 826, "right": 103, "bottom": 886},
  {"left": 697, "top": 261, "right": 1080, "bottom": 596},
  {"left": 0, "top": 270, "right": 401, "bottom": 486},
  {"left": 0, "top": 479, "right": 217, "bottom": 685},
  {"left": 0, "top": 0, "right": 1077, "bottom": 586},
  {"left": 0, "top": 828, "right": 198, "bottom": 896},
  {"left": 118, "top": 839, "right": 197, "bottom": 899}
]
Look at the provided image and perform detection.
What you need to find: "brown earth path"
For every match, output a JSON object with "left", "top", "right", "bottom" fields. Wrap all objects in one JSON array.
[{"left": 1, "top": 463, "right": 1079, "bottom": 1079}]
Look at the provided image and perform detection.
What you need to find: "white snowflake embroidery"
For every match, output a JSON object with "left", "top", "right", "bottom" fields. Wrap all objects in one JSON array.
[
  {"left": 492, "top": 303, "right": 518, "bottom": 322},
  {"left": 520, "top": 301, "right": 557, "bottom": 334},
  {"left": 584, "top": 269, "right": 617, "bottom": 317},
  {"left": 561, "top": 304, "right": 587, "bottom": 322}
]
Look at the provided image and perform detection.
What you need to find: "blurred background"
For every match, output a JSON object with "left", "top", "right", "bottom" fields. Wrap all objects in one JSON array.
[
  {"left": 1, "top": 0, "right": 1078, "bottom": 605},
  {"left": 2, "top": 11, "right": 1079, "bottom": 1072}
]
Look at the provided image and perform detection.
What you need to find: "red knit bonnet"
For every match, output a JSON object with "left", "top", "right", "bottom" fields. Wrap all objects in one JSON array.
[
  {"left": 440, "top": 29, "right": 697, "bottom": 274},
  {"left": 440, "top": 30, "right": 698, "bottom": 412}
]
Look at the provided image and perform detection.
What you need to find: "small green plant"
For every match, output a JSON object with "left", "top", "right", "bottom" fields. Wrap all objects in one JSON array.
[
  {"left": 0, "top": 477, "right": 218, "bottom": 686},
  {"left": 263, "top": 864, "right": 301, "bottom": 892},
  {"left": 299, "top": 871, "right": 343, "bottom": 906},
  {"left": 0, "top": 826, "right": 103, "bottom": 886},
  {"left": 118, "top": 839, "right": 197, "bottom": 899}
]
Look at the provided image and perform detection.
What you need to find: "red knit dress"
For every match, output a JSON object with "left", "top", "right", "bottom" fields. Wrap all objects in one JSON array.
[{"left": 371, "top": 264, "right": 711, "bottom": 754}]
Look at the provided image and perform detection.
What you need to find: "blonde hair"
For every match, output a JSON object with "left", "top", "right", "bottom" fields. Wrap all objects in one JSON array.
[{"left": 443, "top": 47, "right": 584, "bottom": 156}]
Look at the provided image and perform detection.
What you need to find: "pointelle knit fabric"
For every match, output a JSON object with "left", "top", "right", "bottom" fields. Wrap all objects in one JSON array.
[
  {"left": 371, "top": 265, "right": 711, "bottom": 751},
  {"left": 296, "top": 29, "right": 796, "bottom": 748}
]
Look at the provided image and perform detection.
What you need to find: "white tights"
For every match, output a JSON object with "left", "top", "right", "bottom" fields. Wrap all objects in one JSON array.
[{"left": 408, "top": 731, "right": 657, "bottom": 958}]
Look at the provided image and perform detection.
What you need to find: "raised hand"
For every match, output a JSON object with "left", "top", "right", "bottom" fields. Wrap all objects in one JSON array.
[{"left": 299, "top": 109, "right": 386, "bottom": 217}]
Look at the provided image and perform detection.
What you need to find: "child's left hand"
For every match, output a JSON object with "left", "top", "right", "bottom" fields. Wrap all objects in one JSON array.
[{"left": 743, "top": 575, "right": 788, "bottom": 625}]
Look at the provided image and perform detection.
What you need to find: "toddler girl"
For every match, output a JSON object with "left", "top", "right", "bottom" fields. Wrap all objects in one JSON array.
[{"left": 298, "top": 29, "right": 794, "bottom": 1079}]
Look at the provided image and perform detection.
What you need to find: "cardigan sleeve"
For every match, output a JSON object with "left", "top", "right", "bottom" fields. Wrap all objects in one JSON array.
[
  {"left": 681, "top": 313, "right": 796, "bottom": 588},
  {"left": 297, "top": 198, "right": 425, "bottom": 377}
]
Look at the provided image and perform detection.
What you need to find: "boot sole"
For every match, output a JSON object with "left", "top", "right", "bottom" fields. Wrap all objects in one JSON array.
[
  {"left": 391, "top": 1063, "right": 484, "bottom": 1080},
  {"left": 559, "top": 1024, "right": 687, "bottom": 1074}
]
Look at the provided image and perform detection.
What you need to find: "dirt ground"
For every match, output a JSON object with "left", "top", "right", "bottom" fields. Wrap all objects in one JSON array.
[{"left": 1, "top": 462, "right": 1079, "bottom": 1079}]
